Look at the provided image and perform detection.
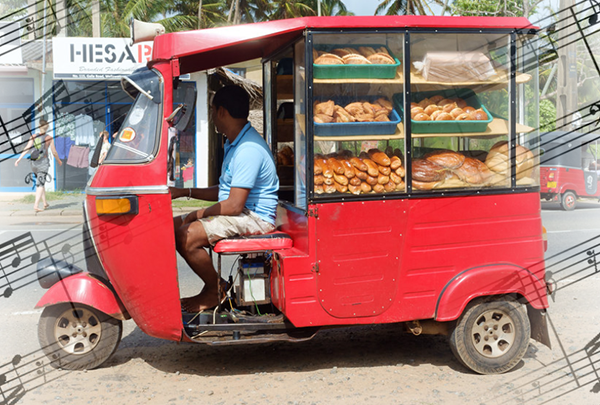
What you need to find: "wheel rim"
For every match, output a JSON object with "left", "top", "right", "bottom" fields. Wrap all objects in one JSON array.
[
  {"left": 53, "top": 307, "right": 102, "bottom": 355},
  {"left": 565, "top": 194, "right": 575, "bottom": 209},
  {"left": 470, "top": 309, "right": 516, "bottom": 358}
]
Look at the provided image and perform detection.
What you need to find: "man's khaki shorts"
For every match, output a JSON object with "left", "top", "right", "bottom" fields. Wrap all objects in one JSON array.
[{"left": 183, "top": 208, "right": 275, "bottom": 245}]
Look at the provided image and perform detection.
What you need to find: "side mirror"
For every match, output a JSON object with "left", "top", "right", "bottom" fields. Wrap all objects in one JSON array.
[
  {"left": 167, "top": 84, "right": 197, "bottom": 132},
  {"left": 89, "top": 135, "right": 105, "bottom": 168}
]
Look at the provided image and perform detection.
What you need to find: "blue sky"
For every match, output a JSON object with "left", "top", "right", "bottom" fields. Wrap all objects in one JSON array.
[{"left": 344, "top": 0, "right": 380, "bottom": 16}]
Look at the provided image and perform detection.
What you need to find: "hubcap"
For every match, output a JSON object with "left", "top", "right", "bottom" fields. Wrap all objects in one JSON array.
[
  {"left": 565, "top": 195, "right": 575, "bottom": 208},
  {"left": 53, "top": 307, "right": 102, "bottom": 355},
  {"left": 470, "top": 309, "right": 515, "bottom": 358}
]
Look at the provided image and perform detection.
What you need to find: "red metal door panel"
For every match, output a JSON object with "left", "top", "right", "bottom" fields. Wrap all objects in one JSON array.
[{"left": 314, "top": 200, "right": 408, "bottom": 318}]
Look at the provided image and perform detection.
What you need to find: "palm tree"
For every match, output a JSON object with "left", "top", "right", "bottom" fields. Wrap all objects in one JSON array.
[
  {"left": 375, "top": 0, "right": 435, "bottom": 16},
  {"left": 306, "top": 0, "right": 353, "bottom": 16},
  {"left": 268, "top": 0, "right": 317, "bottom": 20}
]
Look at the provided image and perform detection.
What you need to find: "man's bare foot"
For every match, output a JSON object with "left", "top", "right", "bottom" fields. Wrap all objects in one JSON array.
[{"left": 181, "top": 289, "right": 221, "bottom": 312}]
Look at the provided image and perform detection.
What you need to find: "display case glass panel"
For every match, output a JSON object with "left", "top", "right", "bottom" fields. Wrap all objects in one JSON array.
[{"left": 311, "top": 33, "right": 406, "bottom": 197}]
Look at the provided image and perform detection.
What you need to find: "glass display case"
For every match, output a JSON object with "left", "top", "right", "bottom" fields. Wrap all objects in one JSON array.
[{"left": 264, "top": 27, "right": 540, "bottom": 206}]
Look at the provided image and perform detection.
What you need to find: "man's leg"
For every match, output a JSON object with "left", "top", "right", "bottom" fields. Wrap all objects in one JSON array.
[{"left": 175, "top": 221, "right": 221, "bottom": 312}]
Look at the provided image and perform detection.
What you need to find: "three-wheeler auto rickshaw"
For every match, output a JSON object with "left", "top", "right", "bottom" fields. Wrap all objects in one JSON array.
[
  {"left": 35, "top": 15, "right": 551, "bottom": 375},
  {"left": 539, "top": 130, "right": 600, "bottom": 210}
]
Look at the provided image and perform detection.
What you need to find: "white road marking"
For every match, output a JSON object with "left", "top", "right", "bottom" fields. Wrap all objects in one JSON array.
[
  {"left": 546, "top": 229, "right": 600, "bottom": 234},
  {"left": 12, "top": 310, "right": 42, "bottom": 316}
]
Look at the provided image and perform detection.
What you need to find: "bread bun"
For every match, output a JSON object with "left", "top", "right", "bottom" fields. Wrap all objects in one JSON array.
[
  {"left": 314, "top": 53, "right": 344, "bottom": 65},
  {"left": 358, "top": 46, "right": 377, "bottom": 57},
  {"left": 442, "top": 102, "right": 458, "bottom": 113},
  {"left": 410, "top": 102, "right": 419, "bottom": 109},
  {"left": 437, "top": 98, "right": 455, "bottom": 107},
  {"left": 455, "top": 113, "right": 470, "bottom": 121},
  {"left": 331, "top": 48, "right": 355, "bottom": 57},
  {"left": 468, "top": 109, "right": 488, "bottom": 121},
  {"left": 342, "top": 54, "right": 371, "bottom": 64},
  {"left": 390, "top": 155, "right": 402, "bottom": 170},
  {"left": 384, "top": 181, "right": 396, "bottom": 192},
  {"left": 314, "top": 184, "right": 324, "bottom": 194},
  {"left": 430, "top": 110, "right": 443, "bottom": 120},
  {"left": 314, "top": 100, "right": 335, "bottom": 116},
  {"left": 428, "top": 95, "right": 444, "bottom": 105},
  {"left": 367, "top": 52, "right": 395, "bottom": 64},
  {"left": 453, "top": 98, "right": 468, "bottom": 109},
  {"left": 414, "top": 113, "right": 431, "bottom": 121},
  {"left": 368, "top": 149, "right": 391, "bottom": 166},
  {"left": 424, "top": 105, "right": 441, "bottom": 116},
  {"left": 450, "top": 107, "right": 465, "bottom": 118},
  {"left": 463, "top": 106, "right": 476, "bottom": 114},
  {"left": 360, "top": 182, "right": 372, "bottom": 193},
  {"left": 348, "top": 183, "right": 361, "bottom": 195},
  {"left": 435, "top": 112, "right": 453, "bottom": 121},
  {"left": 372, "top": 183, "right": 385, "bottom": 193}
]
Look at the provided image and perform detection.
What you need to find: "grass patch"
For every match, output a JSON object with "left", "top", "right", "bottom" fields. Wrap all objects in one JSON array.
[
  {"left": 172, "top": 199, "right": 212, "bottom": 208},
  {"left": 17, "top": 191, "right": 83, "bottom": 204}
]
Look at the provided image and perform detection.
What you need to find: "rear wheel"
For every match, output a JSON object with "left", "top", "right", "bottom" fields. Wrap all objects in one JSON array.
[
  {"left": 449, "top": 296, "right": 530, "bottom": 374},
  {"left": 560, "top": 191, "right": 577, "bottom": 211},
  {"left": 38, "top": 303, "right": 122, "bottom": 370}
]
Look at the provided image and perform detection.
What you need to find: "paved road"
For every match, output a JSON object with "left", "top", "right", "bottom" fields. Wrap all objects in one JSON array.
[{"left": 0, "top": 200, "right": 598, "bottom": 404}]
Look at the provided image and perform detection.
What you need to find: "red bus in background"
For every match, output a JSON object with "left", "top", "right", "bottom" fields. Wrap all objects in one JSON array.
[{"left": 540, "top": 131, "right": 600, "bottom": 210}]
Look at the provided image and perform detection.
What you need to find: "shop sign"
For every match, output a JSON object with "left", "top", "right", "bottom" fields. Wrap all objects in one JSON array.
[{"left": 52, "top": 37, "right": 153, "bottom": 80}]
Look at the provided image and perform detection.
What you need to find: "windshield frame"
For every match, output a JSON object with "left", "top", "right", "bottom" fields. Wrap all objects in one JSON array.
[{"left": 104, "top": 68, "right": 164, "bottom": 165}]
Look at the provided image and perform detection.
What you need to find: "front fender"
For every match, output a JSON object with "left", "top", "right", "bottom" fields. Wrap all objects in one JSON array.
[
  {"left": 559, "top": 184, "right": 576, "bottom": 195},
  {"left": 35, "top": 273, "right": 129, "bottom": 321},
  {"left": 435, "top": 264, "right": 548, "bottom": 322}
]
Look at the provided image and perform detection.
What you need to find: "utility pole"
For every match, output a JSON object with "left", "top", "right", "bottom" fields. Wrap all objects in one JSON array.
[
  {"left": 557, "top": 0, "right": 578, "bottom": 130},
  {"left": 92, "top": 0, "right": 101, "bottom": 37}
]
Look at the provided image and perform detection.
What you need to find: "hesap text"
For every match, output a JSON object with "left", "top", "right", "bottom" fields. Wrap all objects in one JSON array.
[{"left": 70, "top": 43, "right": 152, "bottom": 64}]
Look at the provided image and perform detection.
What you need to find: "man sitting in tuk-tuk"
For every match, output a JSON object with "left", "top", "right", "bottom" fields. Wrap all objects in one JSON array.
[{"left": 170, "top": 85, "right": 279, "bottom": 312}]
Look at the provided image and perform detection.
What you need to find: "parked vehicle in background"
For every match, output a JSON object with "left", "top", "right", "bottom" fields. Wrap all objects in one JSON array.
[{"left": 540, "top": 131, "right": 600, "bottom": 210}]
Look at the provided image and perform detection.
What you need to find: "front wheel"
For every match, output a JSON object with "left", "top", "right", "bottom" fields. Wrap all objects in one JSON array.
[
  {"left": 560, "top": 191, "right": 577, "bottom": 211},
  {"left": 38, "top": 303, "right": 122, "bottom": 370},
  {"left": 449, "top": 296, "right": 530, "bottom": 374}
]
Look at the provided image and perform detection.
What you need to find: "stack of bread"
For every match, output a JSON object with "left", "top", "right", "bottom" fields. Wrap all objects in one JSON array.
[
  {"left": 314, "top": 46, "right": 395, "bottom": 65},
  {"left": 484, "top": 141, "right": 535, "bottom": 185},
  {"left": 411, "top": 143, "right": 535, "bottom": 190},
  {"left": 314, "top": 98, "right": 394, "bottom": 123},
  {"left": 412, "top": 150, "right": 493, "bottom": 190},
  {"left": 276, "top": 145, "right": 294, "bottom": 166},
  {"left": 410, "top": 94, "right": 488, "bottom": 122},
  {"left": 314, "top": 148, "right": 405, "bottom": 195}
]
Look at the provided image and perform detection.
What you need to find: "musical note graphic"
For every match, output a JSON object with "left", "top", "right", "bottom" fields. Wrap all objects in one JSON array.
[
  {"left": 589, "top": 0, "right": 600, "bottom": 25},
  {"left": 0, "top": 232, "right": 42, "bottom": 300}
]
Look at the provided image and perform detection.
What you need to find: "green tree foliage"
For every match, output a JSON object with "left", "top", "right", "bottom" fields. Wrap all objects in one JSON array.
[
  {"left": 375, "top": 0, "right": 434, "bottom": 16},
  {"left": 450, "top": 0, "right": 542, "bottom": 17}
]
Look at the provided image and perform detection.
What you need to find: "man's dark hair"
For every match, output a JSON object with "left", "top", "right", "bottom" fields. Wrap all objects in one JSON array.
[{"left": 212, "top": 85, "right": 250, "bottom": 119}]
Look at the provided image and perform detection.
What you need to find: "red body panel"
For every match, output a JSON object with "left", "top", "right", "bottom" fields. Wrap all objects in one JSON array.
[
  {"left": 152, "top": 16, "right": 535, "bottom": 74},
  {"left": 274, "top": 193, "right": 547, "bottom": 328},
  {"left": 85, "top": 63, "right": 183, "bottom": 342},
  {"left": 35, "top": 273, "right": 129, "bottom": 320},
  {"left": 540, "top": 166, "right": 600, "bottom": 197}
]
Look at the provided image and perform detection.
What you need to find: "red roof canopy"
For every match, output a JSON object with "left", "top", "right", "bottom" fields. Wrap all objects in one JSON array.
[{"left": 152, "top": 16, "right": 535, "bottom": 75}]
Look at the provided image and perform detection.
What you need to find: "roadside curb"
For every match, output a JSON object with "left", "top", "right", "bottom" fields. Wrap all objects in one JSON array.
[{"left": 0, "top": 206, "right": 199, "bottom": 218}]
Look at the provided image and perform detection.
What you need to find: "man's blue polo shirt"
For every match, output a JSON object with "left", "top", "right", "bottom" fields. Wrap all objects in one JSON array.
[{"left": 218, "top": 122, "right": 279, "bottom": 225}]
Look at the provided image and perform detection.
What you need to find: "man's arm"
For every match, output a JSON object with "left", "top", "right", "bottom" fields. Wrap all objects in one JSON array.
[
  {"left": 170, "top": 186, "right": 219, "bottom": 201},
  {"left": 182, "top": 187, "right": 249, "bottom": 225}
]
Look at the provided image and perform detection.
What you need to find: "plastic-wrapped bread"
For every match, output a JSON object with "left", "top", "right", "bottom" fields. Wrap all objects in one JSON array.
[
  {"left": 327, "top": 157, "right": 345, "bottom": 175},
  {"left": 348, "top": 184, "right": 361, "bottom": 195},
  {"left": 485, "top": 141, "right": 534, "bottom": 180},
  {"left": 353, "top": 166, "right": 368, "bottom": 180},
  {"left": 363, "top": 158, "right": 380, "bottom": 177},
  {"left": 340, "top": 159, "right": 355, "bottom": 178},
  {"left": 333, "top": 173, "right": 348, "bottom": 186},
  {"left": 333, "top": 179, "right": 348, "bottom": 193},
  {"left": 368, "top": 149, "right": 391, "bottom": 166},
  {"left": 378, "top": 165, "right": 391, "bottom": 176},
  {"left": 350, "top": 157, "right": 368, "bottom": 172},
  {"left": 452, "top": 157, "right": 493, "bottom": 185}
]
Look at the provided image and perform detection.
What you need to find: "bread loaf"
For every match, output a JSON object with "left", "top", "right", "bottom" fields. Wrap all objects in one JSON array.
[
  {"left": 333, "top": 180, "right": 348, "bottom": 193},
  {"left": 315, "top": 184, "right": 324, "bottom": 194},
  {"left": 350, "top": 157, "right": 368, "bottom": 172},
  {"left": 333, "top": 172, "right": 349, "bottom": 186},
  {"left": 327, "top": 157, "right": 345, "bottom": 175},
  {"left": 348, "top": 184, "right": 361, "bottom": 195},
  {"left": 353, "top": 167, "right": 368, "bottom": 180},
  {"left": 368, "top": 149, "right": 391, "bottom": 166},
  {"left": 349, "top": 176, "right": 362, "bottom": 186},
  {"left": 390, "top": 155, "right": 402, "bottom": 170},
  {"left": 485, "top": 141, "right": 534, "bottom": 180},
  {"left": 363, "top": 158, "right": 380, "bottom": 177},
  {"left": 366, "top": 175, "right": 378, "bottom": 186},
  {"left": 452, "top": 157, "right": 492, "bottom": 184},
  {"left": 412, "top": 159, "right": 445, "bottom": 182},
  {"left": 425, "top": 150, "right": 466, "bottom": 170},
  {"left": 360, "top": 182, "right": 372, "bottom": 193},
  {"left": 372, "top": 184, "right": 385, "bottom": 193},
  {"left": 340, "top": 159, "right": 355, "bottom": 178},
  {"left": 314, "top": 175, "right": 324, "bottom": 185},
  {"left": 384, "top": 181, "right": 396, "bottom": 192},
  {"left": 378, "top": 165, "right": 391, "bottom": 176}
]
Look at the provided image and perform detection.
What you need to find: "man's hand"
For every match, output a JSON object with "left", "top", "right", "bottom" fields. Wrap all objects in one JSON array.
[
  {"left": 169, "top": 187, "right": 186, "bottom": 200},
  {"left": 183, "top": 208, "right": 205, "bottom": 225}
]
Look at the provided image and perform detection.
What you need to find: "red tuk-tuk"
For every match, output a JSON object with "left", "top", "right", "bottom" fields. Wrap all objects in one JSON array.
[
  {"left": 540, "top": 131, "right": 600, "bottom": 210},
  {"left": 35, "top": 16, "right": 550, "bottom": 375}
]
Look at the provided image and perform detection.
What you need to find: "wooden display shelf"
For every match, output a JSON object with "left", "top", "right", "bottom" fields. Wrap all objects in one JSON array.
[
  {"left": 312, "top": 69, "right": 531, "bottom": 88},
  {"left": 298, "top": 114, "right": 534, "bottom": 141},
  {"left": 276, "top": 75, "right": 293, "bottom": 99}
]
